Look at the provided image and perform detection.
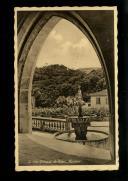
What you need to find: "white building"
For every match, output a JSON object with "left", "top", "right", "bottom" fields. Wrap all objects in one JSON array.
[{"left": 89, "top": 89, "right": 109, "bottom": 110}]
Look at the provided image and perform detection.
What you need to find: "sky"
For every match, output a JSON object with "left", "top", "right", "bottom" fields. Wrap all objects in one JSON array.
[{"left": 36, "top": 19, "right": 101, "bottom": 69}]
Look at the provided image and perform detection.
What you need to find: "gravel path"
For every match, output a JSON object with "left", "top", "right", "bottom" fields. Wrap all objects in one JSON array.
[
  {"left": 27, "top": 131, "right": 111, "bottom": 160},
  {"left": 19, "top": 134, "right": 110, "bottom": 165}
]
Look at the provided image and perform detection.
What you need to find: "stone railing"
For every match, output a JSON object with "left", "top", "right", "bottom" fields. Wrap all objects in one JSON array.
[
  {"left": 32, "top": 116, "right": 72, "bottom": 132},
  {"left": 32, "top": 116, "right": 91, "bottom": 133}
]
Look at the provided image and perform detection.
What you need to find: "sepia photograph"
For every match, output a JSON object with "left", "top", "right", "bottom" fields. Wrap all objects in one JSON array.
[{"left": 14, "top": 6, "right": 118, "bottom": 171}]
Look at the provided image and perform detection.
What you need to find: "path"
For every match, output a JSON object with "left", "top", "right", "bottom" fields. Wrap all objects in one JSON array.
[
  {"left": 19, "top": 134, "right": 111, "bottom": 165},
  {"left": 26, "top": 131, "right": 111, "bottom": 160}
]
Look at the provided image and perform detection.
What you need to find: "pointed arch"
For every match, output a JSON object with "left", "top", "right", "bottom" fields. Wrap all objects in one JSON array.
[{"left": 17, "top": 11, "right": 115, "bottom": 160}]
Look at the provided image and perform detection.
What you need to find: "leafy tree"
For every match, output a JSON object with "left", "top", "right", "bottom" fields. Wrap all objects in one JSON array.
[{"left": 32, "top": 64, "right": 107, "bottom": 108}]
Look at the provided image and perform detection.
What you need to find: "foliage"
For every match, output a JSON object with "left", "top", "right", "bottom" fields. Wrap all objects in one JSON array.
[
  {"left": 32, "top": 106, "right": 109, "bottom": 121},
  {"left": 32, "top": 64, "right": 107, "bottom": 107}
]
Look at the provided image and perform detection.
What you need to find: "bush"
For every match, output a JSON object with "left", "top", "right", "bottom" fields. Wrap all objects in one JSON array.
[{"left": 32, "top": 106, "right": 109, "bottom": 121}]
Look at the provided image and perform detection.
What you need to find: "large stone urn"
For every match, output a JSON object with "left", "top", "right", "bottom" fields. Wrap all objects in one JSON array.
[{"left": 72, "top": 103, "right": 90, "bottom": 140}]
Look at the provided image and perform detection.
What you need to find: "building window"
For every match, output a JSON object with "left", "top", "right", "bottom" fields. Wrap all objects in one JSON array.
[
  {"left": 88, "top": 103, "right": 91, "bottom": 107},
  {"left": 96, "top": 97, "right": 101, "bottom": 104}
]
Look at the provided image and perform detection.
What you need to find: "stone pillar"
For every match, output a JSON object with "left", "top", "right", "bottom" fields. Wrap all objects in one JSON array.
[{"left": 19, "top": 88, "right": 32, "bottom": 133}]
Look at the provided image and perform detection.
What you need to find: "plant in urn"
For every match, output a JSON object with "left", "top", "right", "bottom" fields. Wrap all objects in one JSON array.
[{"left": 72, "top": 85, "right": 90, "bottom": 140}]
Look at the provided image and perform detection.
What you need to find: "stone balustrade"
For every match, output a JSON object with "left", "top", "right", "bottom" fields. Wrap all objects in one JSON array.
[
  {"left": 32, "top": 116, "right": 90, "bottom": 133},
  {"left": 32, "top": 116, "right": 68, "bottom": 132}
]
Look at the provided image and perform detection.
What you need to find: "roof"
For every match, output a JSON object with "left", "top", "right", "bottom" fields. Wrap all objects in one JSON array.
[{"left": 89, "top": 89, "right": 108, "bottom": 97}]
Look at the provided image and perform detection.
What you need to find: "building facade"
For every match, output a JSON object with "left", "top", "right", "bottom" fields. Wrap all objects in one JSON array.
[{"left": 89, "top": 89, "right": 109, "bottom": 110}]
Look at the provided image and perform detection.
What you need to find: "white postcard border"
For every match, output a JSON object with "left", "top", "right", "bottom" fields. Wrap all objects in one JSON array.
[{"left": 14, "top": 6, "right": 118, "bottom": 171}]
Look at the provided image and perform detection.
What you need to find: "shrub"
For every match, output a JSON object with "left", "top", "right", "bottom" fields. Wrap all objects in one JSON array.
[{"left": 32, "top": 106, "right": 109, "bottom": 120}]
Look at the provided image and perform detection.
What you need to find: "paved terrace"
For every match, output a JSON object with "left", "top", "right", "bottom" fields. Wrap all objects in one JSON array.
[{"left": 19, "top": 123, "right": 111, "bottom": 166}]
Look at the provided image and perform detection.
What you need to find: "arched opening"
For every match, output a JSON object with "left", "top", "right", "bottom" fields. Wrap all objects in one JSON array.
[{"left": 18, "top": 12, "right": 114, "bottom": 161}]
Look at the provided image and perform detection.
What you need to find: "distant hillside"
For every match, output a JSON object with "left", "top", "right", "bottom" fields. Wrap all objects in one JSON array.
[
  {"left": 32, "top": 64, "right": 106, "bottom": 107},
  {"left": 78, "top": 67, "right": 102, "bottom": 74}
]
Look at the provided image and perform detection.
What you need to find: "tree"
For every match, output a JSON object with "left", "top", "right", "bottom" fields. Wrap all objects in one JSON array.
[{"left": 32, "top": 64, "right": 107, "bottom": 108}]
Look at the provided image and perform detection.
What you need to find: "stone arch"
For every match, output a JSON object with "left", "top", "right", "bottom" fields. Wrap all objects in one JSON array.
[{"left": 17, "top": 11, "right": 114, "bottom": 160}]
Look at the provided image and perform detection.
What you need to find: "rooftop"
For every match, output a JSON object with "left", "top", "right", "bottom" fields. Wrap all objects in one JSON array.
[{"left": 89, "top": 89, "right": 108, "bottom": 97}]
